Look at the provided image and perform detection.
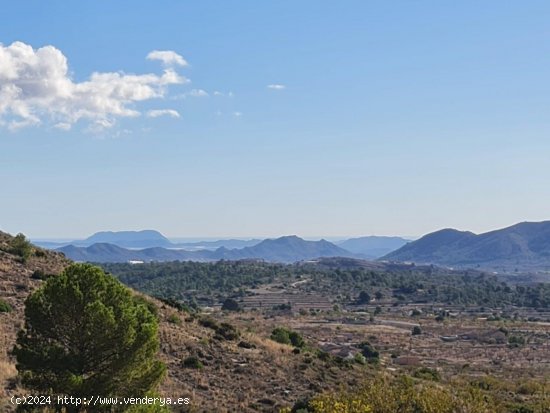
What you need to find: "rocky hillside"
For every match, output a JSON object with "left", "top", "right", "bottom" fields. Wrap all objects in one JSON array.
[{"left": 0, "top": 231, "right": 70, "bottom": 410}]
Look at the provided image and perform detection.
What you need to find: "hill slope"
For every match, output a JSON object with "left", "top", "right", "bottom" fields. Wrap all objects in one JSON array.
[
  {"left": 0, "top": 232, "right": 370, "bottom": 412},
  {"left": 383, "top": 221, "right": 550, "bottom": 270}
]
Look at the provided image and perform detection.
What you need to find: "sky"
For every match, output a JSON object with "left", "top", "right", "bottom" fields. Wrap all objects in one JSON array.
[{"left": 1, "top": 1, "right": 550, "bottom": 239}]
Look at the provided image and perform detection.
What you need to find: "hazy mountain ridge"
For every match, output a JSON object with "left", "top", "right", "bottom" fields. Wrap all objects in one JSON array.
[
  {"left": 57, "top": 235, "right": 358, "bottom": 263},
  {"left": 37, "top": 231, "right": 407, "bottom": 258},
  {"left": 383, "top": 221, "right": 550, "bottom": 270},
  {"left": 337, "top": 236, "right": 409, "bottom": 258}
]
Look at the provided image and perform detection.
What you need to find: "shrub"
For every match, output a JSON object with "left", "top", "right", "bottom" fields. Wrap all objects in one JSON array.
[
  {"left": 34, "top": 249, "right": 46, "bottom": 258},
  {"left": 289, "top": 331, "right": 305, "bottom": 348},
  {"left": 358, "top": 341, "right": 379, "bottom": 363},
  {"left": 271, "top": 327, "right": 292, "bottom": 345},
  {"left": 9, "top": 233, "right": 32, "bottom": 263},
  {"left": 508, "top": 335, "right": 525, "bottom": 347},
  {"left": 354, "top": 353, "right": 367, "bottom": 365},
  {"left": 271, "top": 327, "right": 305, "bottom": 348},
  {"left": 222, "top": 298, "right": 240, "bottom": 312},
  {"left": 0, "top": 299, "right": 12, "bottom": 313},
  {"left": 308, "top": 375, "right": 495, "bottom": 413},
  {"left": 357, "top": 291, "right": 371, "bottom": 304},
  {"left": 412, "top": 326, "right": 422, "bottom": 336},
  {"left": 199, "top": 316, "right": 219, "bottom": 330},
  {"left": 413, "top": 367, "right": 441, "bottom": 382},
  {"left": 182, "top": 356, "right": 203, "bottom": 369},
  {"left": 214, "top": 322, "right": 240, "bottom": 341},
  {"left": 167, "top": 314, "right": 181, "bottom": 325}
]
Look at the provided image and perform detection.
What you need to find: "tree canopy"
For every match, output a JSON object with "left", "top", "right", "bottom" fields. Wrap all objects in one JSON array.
[{"left": 14, "top": 263, "right": 165, "bottom": 411}]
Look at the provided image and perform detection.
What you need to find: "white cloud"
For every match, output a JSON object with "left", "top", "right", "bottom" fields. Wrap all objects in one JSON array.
[
  {"left": 267, "top": 84, "right": 286, "bottom": 90},
  {"left": 146, "top": 50, "right": 188, "bottom": 67},
  {"left": 233, "top": 111, "right": 242, "bottom": 117},
  {"left": 146, "top": 109, "right": 181, "bottom": 118},
  {"left": 187, "top": 89, "right": 209, "bottom": 97},
  {"left": 0, "top": 41, "right": 187, "bottom": 130},
  {"left": 213, "top": 90, "right": 234, "bottom": 97}
]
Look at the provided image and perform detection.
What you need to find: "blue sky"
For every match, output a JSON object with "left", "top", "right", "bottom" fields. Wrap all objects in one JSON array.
[{"left": 1, "top": 1, "right": 549, "bottom": 239}]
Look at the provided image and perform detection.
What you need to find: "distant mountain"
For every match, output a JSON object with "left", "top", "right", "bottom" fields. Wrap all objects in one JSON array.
[
  {"left": 174, "top": 239, "right": 262, "bottom": 250},
  {"left": 80, "top": 230, "right": 173, "bottom": 248},
  {"left": 57, "top": 243, "right": 209, "bottom": 263},
  {"left": 337, "top": 236, "right": 409, "bottom": 258},
  {"left": 57, "top": 235, "right": 356, "bottom": 263},
  {"left": 382, "top": 221, "right": 550, "bottom": 270},
  {"left": 226, "top": 235, "right": 355, "bottom": 262}
]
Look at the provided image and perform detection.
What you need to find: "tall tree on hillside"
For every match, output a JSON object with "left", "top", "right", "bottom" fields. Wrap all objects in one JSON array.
[{"left": 14, "top": 264, "right": 165, "bottom": 412}]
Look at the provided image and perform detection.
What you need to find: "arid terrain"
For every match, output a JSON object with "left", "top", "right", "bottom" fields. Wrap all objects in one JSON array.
[{"left": 1, "top": 232, "right": 549, "bottom": 412}]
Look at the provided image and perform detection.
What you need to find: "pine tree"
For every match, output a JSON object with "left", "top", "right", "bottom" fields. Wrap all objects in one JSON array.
[{"left": 14, "top": 264, "right": 165, "bottom": 412}]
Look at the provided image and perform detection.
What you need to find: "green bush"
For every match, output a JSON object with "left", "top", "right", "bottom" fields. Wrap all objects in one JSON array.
[
  {"left": 182, "top": 356, "right": 203, "bottom": 369},
  {"left": 221, "top": 298, "right": 240, "bottom": 311},
  {"left": 10, "top": 233, "right": 32, "bottom": 263},
  {"left": 271, "top": 327, "right": 292, "bottom": 345},
  {"left": 167, "top": 314, "right": 181, "bottom": 325},
  {"left": 358, "top": 341, "right": 379, "bottom": 363},
  {"left": 0, "top": 299, "right": 12, "bottom": 313},
  {"left": 214, "top": 322, "right": 240, "bottom": 341},
  {"left": 199, "top": 316, "right": 219, "bottom": 330},
  {"left": 413, "top": 367, "right": 441, "bottom": 382},
  {"left": 270, "top": 327, "right": 305, "bottom": 348},
  {"left": 289, "top": 331, "right": 305, "bottom": 348}
]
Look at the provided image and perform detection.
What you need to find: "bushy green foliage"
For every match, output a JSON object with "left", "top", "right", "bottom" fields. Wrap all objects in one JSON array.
[
  {"left": 214, "top": 322, "right": 240, "bottom": 341},
  {"left": 9, "top": 233, "right": 32, "bottom": 262},
  {"left": 353, "top": 352, "right": 367, "bottom": 365},
  {"left": 182, "top": 356, "right": 203, "bottom": 369},
  {"left": 13, "top": 263, "right": 165, "bottom": 403},
  {"left": 271, "top": 327, "right": 292, "bottom": 345},
  {"left": 413, "top": 367, "right": 441, "bottom": 382},
  {"left": 0, "top": 299, "right": 12, "bottom": 313},
  {"left": 221, "top": 297, "right": 240, "bottom": 311},
  {"left": 508, "top": 335, "right": 526, "bottom": 347},
  {"left": 101, "top": 260, "right": 550, "bottom": 309},
  {"left": 358, "top": 342, "right": 379, "bottom": 363},
  {"left": 271, "top": 327, "right": 305, "bottom": 348},
  {"left": 412, "top": 326, "right": 422, "bottom": 335},
  {"left": 198, "top": 316, "right": 219, "bottom": 330},
  {"left": 305, "top": 375, "right": 495, "bottom": 413},
  {"left": 357, "top": 290, "right": 371, "bottom": 304},
  {"left": 167, "top": 314, "right": 181, "bottom": 325},
  {"left": 289, "top": 331, "right": 305, "bottom": 348}
]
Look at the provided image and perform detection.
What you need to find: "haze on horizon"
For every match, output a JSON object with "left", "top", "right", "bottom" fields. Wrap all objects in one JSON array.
[{"left": 1, "top": 1, "right": 549, "bottom": 239}]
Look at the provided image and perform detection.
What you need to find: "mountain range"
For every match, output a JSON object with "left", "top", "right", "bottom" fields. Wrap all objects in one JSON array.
[
  {"left": 336, "top": 236, "right": 409, "bottom": 258},
  {"left": 383, "top": 221, "right": 550, "bottom": 270},
  {"left": 49, "top": 221, "right": 550, "bottom": 270},
  {"left": 38, "top": 231, "right": 409, "bottom": 263},
  {"left": 57, "top": 235, "right": 356, "bottom": 263}
]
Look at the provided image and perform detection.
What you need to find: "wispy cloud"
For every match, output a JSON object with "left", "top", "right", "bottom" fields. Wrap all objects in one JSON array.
[
  {"left": 213, "top": 90, "right": 234, "bottom": 97},
  {"left": 146, "top": 50, "right": 188, "bottom": 67},
  {"left": 233, "top": 111, "right": 242, "bottom": 117},
  {"left": 146, "top": 109, "right": 181, "bottom": 118},
  {"left": 187, "top": 89, "right": 209, "bottom": 97},
  {"left": 267, "top": 84, "right": 286, "bottom": 90},
  {"left": 0, "top": 41, "right": 187, "bottom": 131}
]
